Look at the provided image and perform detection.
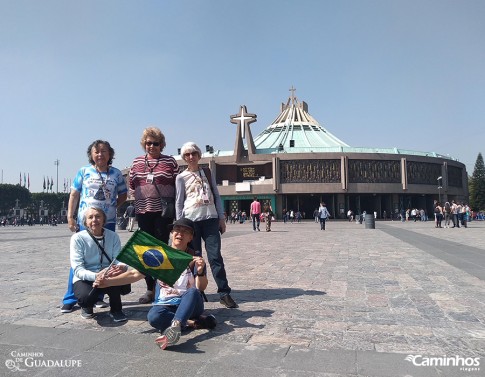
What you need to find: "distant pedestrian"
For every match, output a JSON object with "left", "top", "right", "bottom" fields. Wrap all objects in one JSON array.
[
  {"left": 318, "top": 202, "right": 330, "bottom": 230},
  {"left": 347, "top": 209, "right": 354, "bottom": 222},
  {"left": 250, "top": 197, "right": 261, "bottom": 232},
  {"left": 434, "top": 202, "right": 443, "bottom": 228},
  {"left": 124, "top": 202, "right": 136, "bottom": 231},
  {"left": 313, "top": 208, "right": 319, "bottom": 223},
  {"left": 264, "top": 202, "right": 273, "bottom": 232},
  {"left": 443, "top": 202, "right": 451, "bottom": 228}
]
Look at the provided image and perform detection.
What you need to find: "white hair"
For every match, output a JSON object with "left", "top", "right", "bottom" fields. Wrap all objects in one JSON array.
[{"left": 180, "top": 142, "right": 202, "bottom": 160}]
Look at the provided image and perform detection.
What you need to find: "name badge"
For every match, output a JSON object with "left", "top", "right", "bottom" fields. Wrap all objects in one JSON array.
[{"left": 146, "top": 174, "right": 154, "bottom": 183}]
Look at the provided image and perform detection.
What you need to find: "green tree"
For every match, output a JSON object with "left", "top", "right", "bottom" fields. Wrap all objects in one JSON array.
[
  {"left": 469, "top": 152, "right": 485, "bottom": 211},
  {"left": 0, "top": 184, "right": 32, "bottom": 216},
  {"left": 32, "top": 192, "right": 70, "bottom": 215}
]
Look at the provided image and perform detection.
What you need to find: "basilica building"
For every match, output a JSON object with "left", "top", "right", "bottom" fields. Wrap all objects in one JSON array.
[{"left": 127, "top": 90, "right": 468, "bottom": 220}]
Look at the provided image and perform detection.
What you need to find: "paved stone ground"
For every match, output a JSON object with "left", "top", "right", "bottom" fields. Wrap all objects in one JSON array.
[{"left": 0, "top": 219, "right": 484, "bottom": 376}]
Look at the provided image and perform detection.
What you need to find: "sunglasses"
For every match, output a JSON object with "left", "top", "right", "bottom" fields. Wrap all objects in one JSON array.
[
  {"left": 145, "top": 141, "right": 160, "bottom": 147},
  {"left": 183, "top": 152, "right": 198, "bottom": 157}
]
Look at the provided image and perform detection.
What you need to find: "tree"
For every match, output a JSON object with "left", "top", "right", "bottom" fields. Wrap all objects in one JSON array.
[
  {"left": 0, "top": 184, "right": 32, "bottom": 216},
  {"left": 469, "top": 152, "right": 485, "bottom": 212},
  {"left": 31, "top": 192, "right": 70, "bottom": 215}
]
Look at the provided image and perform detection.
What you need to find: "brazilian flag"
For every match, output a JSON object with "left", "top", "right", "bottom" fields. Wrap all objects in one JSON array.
[{"left": 117, "top": 230, "right": 193, "bottom": 287}]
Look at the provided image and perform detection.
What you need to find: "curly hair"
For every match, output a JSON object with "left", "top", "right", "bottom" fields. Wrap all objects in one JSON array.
[
  {"left": 140, "top": 127, "right": 166, "bottom": 152},
  {"left": 87, "top": 140, "right": 115, "bottom": 166}
]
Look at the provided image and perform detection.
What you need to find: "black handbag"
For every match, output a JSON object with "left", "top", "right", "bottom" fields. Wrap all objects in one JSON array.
[
  {"left": 87, "top": 230, "right": 131, "bottom": 295},
  {"left": 153, "top": 182, "right": 175, "bottom": 219},
  {"left": 159, "top": 197, "right": 175, "bottom": 219}
]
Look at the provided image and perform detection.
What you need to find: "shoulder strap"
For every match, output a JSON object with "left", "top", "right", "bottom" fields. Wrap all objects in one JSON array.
[
  {"left": 86, "top": 230, "right": 112, "bottom": 264},
  {"left": 202, "top": 167, "right": 216, "bottom": 199}
]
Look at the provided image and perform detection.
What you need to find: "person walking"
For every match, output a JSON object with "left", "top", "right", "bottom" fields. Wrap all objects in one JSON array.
[
  {"left": 250, "top": 197, "right": 261, "bottom": 231},
  {"left": 318, "top": 202, "right": 330, "bottom": 230},
  {"left": 264, "top": 202, "right": 273, "bottom": 232},
  {"left": 123, "top": 202, "right": 136, "bottom": 231},
  {"left": 175, "top": 142, "right": 237, "bottom": 308},
  {"left": 434, "top": 202, "right": 443, "bottom": 228}
]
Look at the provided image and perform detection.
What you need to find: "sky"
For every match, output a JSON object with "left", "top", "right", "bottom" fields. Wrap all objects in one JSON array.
[{"left": 1, "top": 0, "right": 484, "bottom": 193}]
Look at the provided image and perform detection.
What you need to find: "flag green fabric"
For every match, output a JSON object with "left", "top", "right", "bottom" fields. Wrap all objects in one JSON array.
[{"left": 116, "top": 230, "right": 193, "bottom": 287}]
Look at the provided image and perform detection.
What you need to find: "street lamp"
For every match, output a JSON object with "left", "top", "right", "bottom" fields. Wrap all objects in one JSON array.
[
  {"left": 54, "top": 159, "right": 60, "bottom": 193},
  {"left": 437, "top": 176, "right": 442, "bottom": 203}
]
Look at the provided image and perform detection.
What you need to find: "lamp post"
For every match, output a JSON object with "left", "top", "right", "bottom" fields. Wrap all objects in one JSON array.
[
  {"left": 437, "top": 176, "right": 442, "bottom": 203},
  {"left": 54, "top": 159, "right": 60, "bottom": 193}
]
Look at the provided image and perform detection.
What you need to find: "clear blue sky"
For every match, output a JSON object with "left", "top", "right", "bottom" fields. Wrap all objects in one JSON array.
[{"left": 1, "top": 0, "right": 484, "bottom": 193}]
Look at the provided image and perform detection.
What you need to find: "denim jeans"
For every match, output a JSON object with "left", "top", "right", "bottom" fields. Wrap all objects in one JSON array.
[
  {"left": 147, "top": 288, "right": 204, "bottom": 330},
  {"left": 252, "top": 214, "right": 260, "bottom": 230},
  {"left": 192, "top": 218, "right": 231, "bottom": 296},
  {"left": 319, "top": 217, "right": 327, "bottom": 230}
]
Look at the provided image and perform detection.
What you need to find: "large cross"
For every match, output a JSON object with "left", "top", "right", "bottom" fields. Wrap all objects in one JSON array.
[
  {"left": 289, "top": 85, "right": 296, "bottom": 103},
  {"left": 230, "top": 105, "right": 257, "bottom": 140}
]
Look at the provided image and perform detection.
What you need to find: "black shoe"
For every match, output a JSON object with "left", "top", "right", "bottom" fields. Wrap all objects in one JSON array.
[
  {"left": 109, "top": 311, "right": 127, "bottom": 322},
  {"left": 194, "top": 314, "right": 217, "bottom": 329},
  {"left": 61, "top": 303, "right": 75, "bottom": 313},
  {"left": 80, "top": 307, "right": 94, "bottom": 319},
  {"left": 95, "top": 300, "right": 109, "bottom": 308},
  {"left": 220, "top": 294, "right": 238, "bottom": 308}
]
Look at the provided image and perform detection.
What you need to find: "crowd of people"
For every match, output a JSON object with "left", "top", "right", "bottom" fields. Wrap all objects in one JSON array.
[
  {"left": 0, "top": 215, "right": 60, "bottom": 226},
  {"left": 433, "top": 200, "right": 472, "bottom": 229},
  {"left": 60, "top": 129, "right": 237, "bottom": 350}
]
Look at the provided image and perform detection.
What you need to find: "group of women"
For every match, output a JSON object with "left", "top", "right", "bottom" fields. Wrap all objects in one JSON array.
[{"left": 62, "top": 127, "right": 237, "bottom": 349}]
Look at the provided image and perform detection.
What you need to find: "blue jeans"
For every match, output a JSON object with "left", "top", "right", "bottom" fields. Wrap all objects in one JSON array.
[
  {"left": 252, "top": 214, "right": 260, "bottom": 230},
  {"left": 319, "top": 217, "right": 327, "bottom": 230},
  {"left": 147, "top": 288, "right": 204, "bottom": 330},
  {"left": 192, "top": 218, "right": 231, "bottom": 297},
  {"left": 62, "top": 223, "right": 115, "bottom": 305}
]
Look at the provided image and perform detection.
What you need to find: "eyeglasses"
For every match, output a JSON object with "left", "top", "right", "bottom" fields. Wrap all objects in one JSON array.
[
  {"left": 172, "top": 226, "right": 193, "bottom": 235},
  {"left": 145, "top": 141, "right": 160, "bottom": 146},
  {"left": 183, "top": 152, "right": 198, "bottom": 157}
]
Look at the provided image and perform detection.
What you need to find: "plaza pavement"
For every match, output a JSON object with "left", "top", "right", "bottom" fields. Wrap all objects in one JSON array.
[{"left": 0, "top": 218, "right": 484, "bottom": 377}]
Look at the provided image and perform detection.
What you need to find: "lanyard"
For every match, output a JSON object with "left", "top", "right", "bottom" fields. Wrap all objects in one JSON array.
[
  {"left": 96, "top": 168, "right": 109, "bottom": 189},
  {"left": 144, "top": 155, "right": 160, "bottom": 173}
]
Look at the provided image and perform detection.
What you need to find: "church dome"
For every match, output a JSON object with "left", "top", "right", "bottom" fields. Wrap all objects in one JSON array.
[{"left": 253, "top": 91, "right": 349, "bottom": 153}]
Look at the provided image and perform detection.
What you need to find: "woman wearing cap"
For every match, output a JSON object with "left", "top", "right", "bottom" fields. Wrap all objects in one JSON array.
[
  {"left": 175, "top": 142, "right": 237, "bottom": 309},
  {"left": 95, "top": 218, "right": 215, "bottom": 349},
  {"left": 129, "top": 127, "right": 179, "bottom": 304}
]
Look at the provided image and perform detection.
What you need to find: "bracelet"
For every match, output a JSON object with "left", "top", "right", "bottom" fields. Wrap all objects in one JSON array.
[{"left": 196, "top": 272, "right": 205, "bottom": 277}]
